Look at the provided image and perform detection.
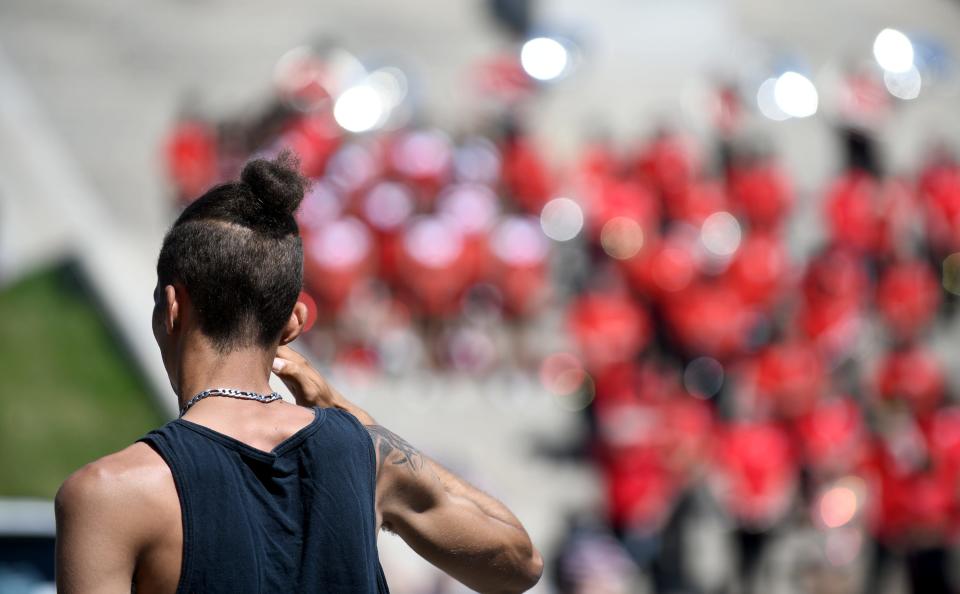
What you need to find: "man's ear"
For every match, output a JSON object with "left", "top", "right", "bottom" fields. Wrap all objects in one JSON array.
[
  {"left": 163, "top": 284, "right": 180, "bottom": 335},
  {"left": 279, "top": 301, "right": 309, "bottom": 345}
]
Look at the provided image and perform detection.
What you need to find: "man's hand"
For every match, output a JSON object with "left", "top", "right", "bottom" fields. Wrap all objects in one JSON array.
[{"left": 272, "top": 345, "right": 375, "bottom": 424}]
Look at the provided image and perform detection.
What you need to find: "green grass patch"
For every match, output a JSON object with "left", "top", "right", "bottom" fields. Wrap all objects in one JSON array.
[{"left": 0, "top": 262, "right": 166, "bottom": 498}]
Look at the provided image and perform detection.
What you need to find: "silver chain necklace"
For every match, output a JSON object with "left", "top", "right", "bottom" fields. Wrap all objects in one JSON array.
[{"left": 179, "top": 387, "right": 283, "bottom": 417}]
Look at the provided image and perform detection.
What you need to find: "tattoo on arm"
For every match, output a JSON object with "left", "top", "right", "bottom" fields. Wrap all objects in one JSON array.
[{"left": 365, "top": 425, "right": 425, "bottom": 476}]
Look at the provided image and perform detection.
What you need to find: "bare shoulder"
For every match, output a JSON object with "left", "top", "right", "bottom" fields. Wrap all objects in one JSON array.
[{"left": 56, "top": 442, "right": 176, "bottom": 532}]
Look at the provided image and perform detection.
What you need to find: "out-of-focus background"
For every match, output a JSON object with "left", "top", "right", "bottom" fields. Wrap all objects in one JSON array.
[{"left": 2, "top": 0, "right": 960, "bottom": 592}]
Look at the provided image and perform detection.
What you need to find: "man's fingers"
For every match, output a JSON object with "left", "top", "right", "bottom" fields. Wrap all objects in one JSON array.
[
  {"left": 272, "top": 348, "right": 334, "bottom": 408},
  {"left": 276, "top": 345, "right": 307, "bottom": 366}
]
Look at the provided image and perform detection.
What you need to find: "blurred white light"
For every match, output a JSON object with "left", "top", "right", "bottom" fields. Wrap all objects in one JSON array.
[
  {"left": 364, "top": 182, "right": 414, "bottom": 231},
  {"left": 326, "top": 143, "right": 379, "bottom": 192},
  {"left": 883, "top": 66, "right": 922, "bottom": 100},
  {"left": 700, "top": 211, "right": 742, "bottom": 256},
  {"left": 333, "top": 85, "right": 384, "bottom": 133},
  {"left": 438, "top": 184, "right": 500, "bottom": 235},
  {"left": 366, "top": 67, "right": 408, "bottom": 110},
  {"left": 491, "top": 216, "right": 549, "bottom": 265},
  {"left": 393, "top": 129, "right": 453, "bottom": 178},
  {"left": 297, "top": 181, "right": 343, "bottom": 232},
  {"left": 773, "top": 72, "right": 819, "bottom": 118},
  {"left": 323, "top": 48, "right": 368, "bottom": 93},
  {"left": 272, "top": 46, "right": 328, "bottom": 111},
  {"left": 309, "top": 217, "right": 371, "bottom": 269},
  {"left": 404, "top": 217, "right": 464, "bottom": 268},
  {"left": 873, "top": 28, "right": 914, "bottom": 74},
  {"left": 520, "top": 37, "right": 569, "bottom": 81},
  {"left": 540, "top": 197, "right": 584, "bottom": 242},
  {"left": 454, "top": 138, "right": 502, "bottom": 184},
  {"left": 757, "top": 77, "right": 791, "bottom": 121}
]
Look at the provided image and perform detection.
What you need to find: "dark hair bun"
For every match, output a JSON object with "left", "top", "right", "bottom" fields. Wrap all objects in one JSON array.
[{"left": 241, "top": 151, "right": 307, "bottom": 217}]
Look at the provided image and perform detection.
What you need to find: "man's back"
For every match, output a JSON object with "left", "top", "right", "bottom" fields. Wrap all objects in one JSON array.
[{"left": 56, "top": 401, "right": 388, "bottom": 593}]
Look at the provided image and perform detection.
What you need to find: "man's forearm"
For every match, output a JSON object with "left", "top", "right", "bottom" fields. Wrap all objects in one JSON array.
[
  {"left": 333, "top": 395, "right": 527, "bottom": 533},
  {"left": 427, "top": 458, "right": 528, "bottom": 534}
]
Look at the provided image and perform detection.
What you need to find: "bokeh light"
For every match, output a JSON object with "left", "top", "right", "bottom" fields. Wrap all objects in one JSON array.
[
  {"left": 540, "top": 197, "right": 584, "bottom": 242},
  {"left": 363, "top": 181, "right": 414, "bottom": 231},
  {"left": 326, "top": 143, "right": 379, "bottom": 193},
  {"left": 757, "top": 77, "right": 791, "bottom": 121},
  {"left": 392, "top": 129, "right": 453, "bottom": 180},
  {"left": 883, "top": 66, "right": 922, "bottom": 100},
  {"left": 873, "top": 28, "right": 915, "bottom": 73},
  {"left": 403, "top": 216, "right": 464, "bottom": 268},
  {"left": 438, "top": 184, "right": 500, "bottom": 235},
  {"left": 453, "top": 138, "right": 501, "bottom": 184},
  {"left": 366, "top": 67, "right": 408, "bottom": 112},
  {"left": 297, "top": 181, "right": 343, "bottom": 233},
  {"left": 520, "top": 37, "right": 569, "bottom": 81},
  {"left": 773, "top": 72, "right": 819, "bottom": 118},
  {"left": 600, "top": 217, "right": 644, "bottom": 259},
  {"left": 307, "top": 217, "right": 372, "bottom": 269},
  {"left": 818, "top": 485, "right": 858, "bottom": 528},
  {"left": 539, "top": 352, "right": 595, "bottom": 412},
  {"left": 333, "top": 84, "right": 384, "bottom": 133},
  {"left": 683, "top": 357, "right": 724, "bottom": 399},
  {"left": 272, "top": 46, "right": 330, "bottom": 112},
  {"left": 539, "top": 352, "right": 586, "bottom": 396},
  {"left": 491, "top": 216, "right": 549, "bottom": 266},
  {"left": 700, "top": 212, "right": 742, "bottom": 257},
  {"left": 942, "top": 253, "right": 960, "bottom": 295}
]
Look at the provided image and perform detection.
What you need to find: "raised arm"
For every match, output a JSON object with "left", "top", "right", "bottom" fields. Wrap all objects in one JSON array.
[{"left": 273, "top": 346, "right": 544, "bottom": 594}]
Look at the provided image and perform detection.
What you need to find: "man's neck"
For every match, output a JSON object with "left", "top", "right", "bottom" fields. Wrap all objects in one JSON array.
[{"left": 175, "top": 336, "right": 275, "bottom": 410}]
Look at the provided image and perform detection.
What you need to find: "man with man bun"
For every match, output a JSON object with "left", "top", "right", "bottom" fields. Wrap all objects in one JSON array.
[{"left": 54, "top": 154, "right": 543, "bottom": 593}]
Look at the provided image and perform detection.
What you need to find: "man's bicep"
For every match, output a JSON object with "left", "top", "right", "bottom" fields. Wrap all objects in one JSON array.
[
  {"left": 362, "top": 424, "right": 542, "bottom": 592},
  {"left": 55, "top": 468, "right": 139, "bottom": 593},
  {"left": 364, "top": 424, "right": 443, "bottom": 520},
  {"left": 362, "top": 425, "right": 500, "bottom": 556}
]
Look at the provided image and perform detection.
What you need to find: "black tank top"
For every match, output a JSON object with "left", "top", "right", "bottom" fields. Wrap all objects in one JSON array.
[{"left": 139, "top": 406, "right": 390, "bottom": 593}]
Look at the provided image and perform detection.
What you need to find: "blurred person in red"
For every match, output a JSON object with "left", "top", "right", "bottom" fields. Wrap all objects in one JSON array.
[
  {"left": 56, "top": 155, "right": 543, "bottom": 593},
  {"left": 592, "top": 361, "right": 712, "bottom": 594},
  {"left": 919, "top": 148, "right": 960, "bottom": 261},
  {"left": 795, "top": 245, "right": 870, "bottom": 360},
  {"left": 862, "top": 409, "right": 957, "bottom": 594},
  {"left": 165, "top": 119, "right": 219, "bottom": 206},
  {"left": 727, "top": 157, "right": 793, "bottom": 233},
  {"left": 861, "top": 342, "right": 958, "bottom": 594},
  {"left": 633, "top": 130, "right": 699, "bottom": 201},
  {"left": 711, "top": 419, "right": 798, "bottom": 594},
  {"left": 875, "top": 259, "right": 941, "bottom": 341},
  {"left": 500, "top": 119, "right": 553, "bottom": 214},
  {"left": 745, "top": 338, "right": 826, "bottom": 420}
]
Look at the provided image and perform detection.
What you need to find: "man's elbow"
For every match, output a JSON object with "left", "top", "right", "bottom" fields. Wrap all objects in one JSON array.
[
  {"left": 501, "top": 540, "right": 543, "bottom": 593},
  {"left": 521, "top": 546, "right": 544, "bottom": 590}
]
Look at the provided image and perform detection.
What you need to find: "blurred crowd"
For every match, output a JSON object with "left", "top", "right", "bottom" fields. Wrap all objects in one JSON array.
[
  {"left": 554, "top": 126, "right": 960, "bottom": 593},
  {"left": 163, "top": 45, "right": 960, "bottom": 593}
]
